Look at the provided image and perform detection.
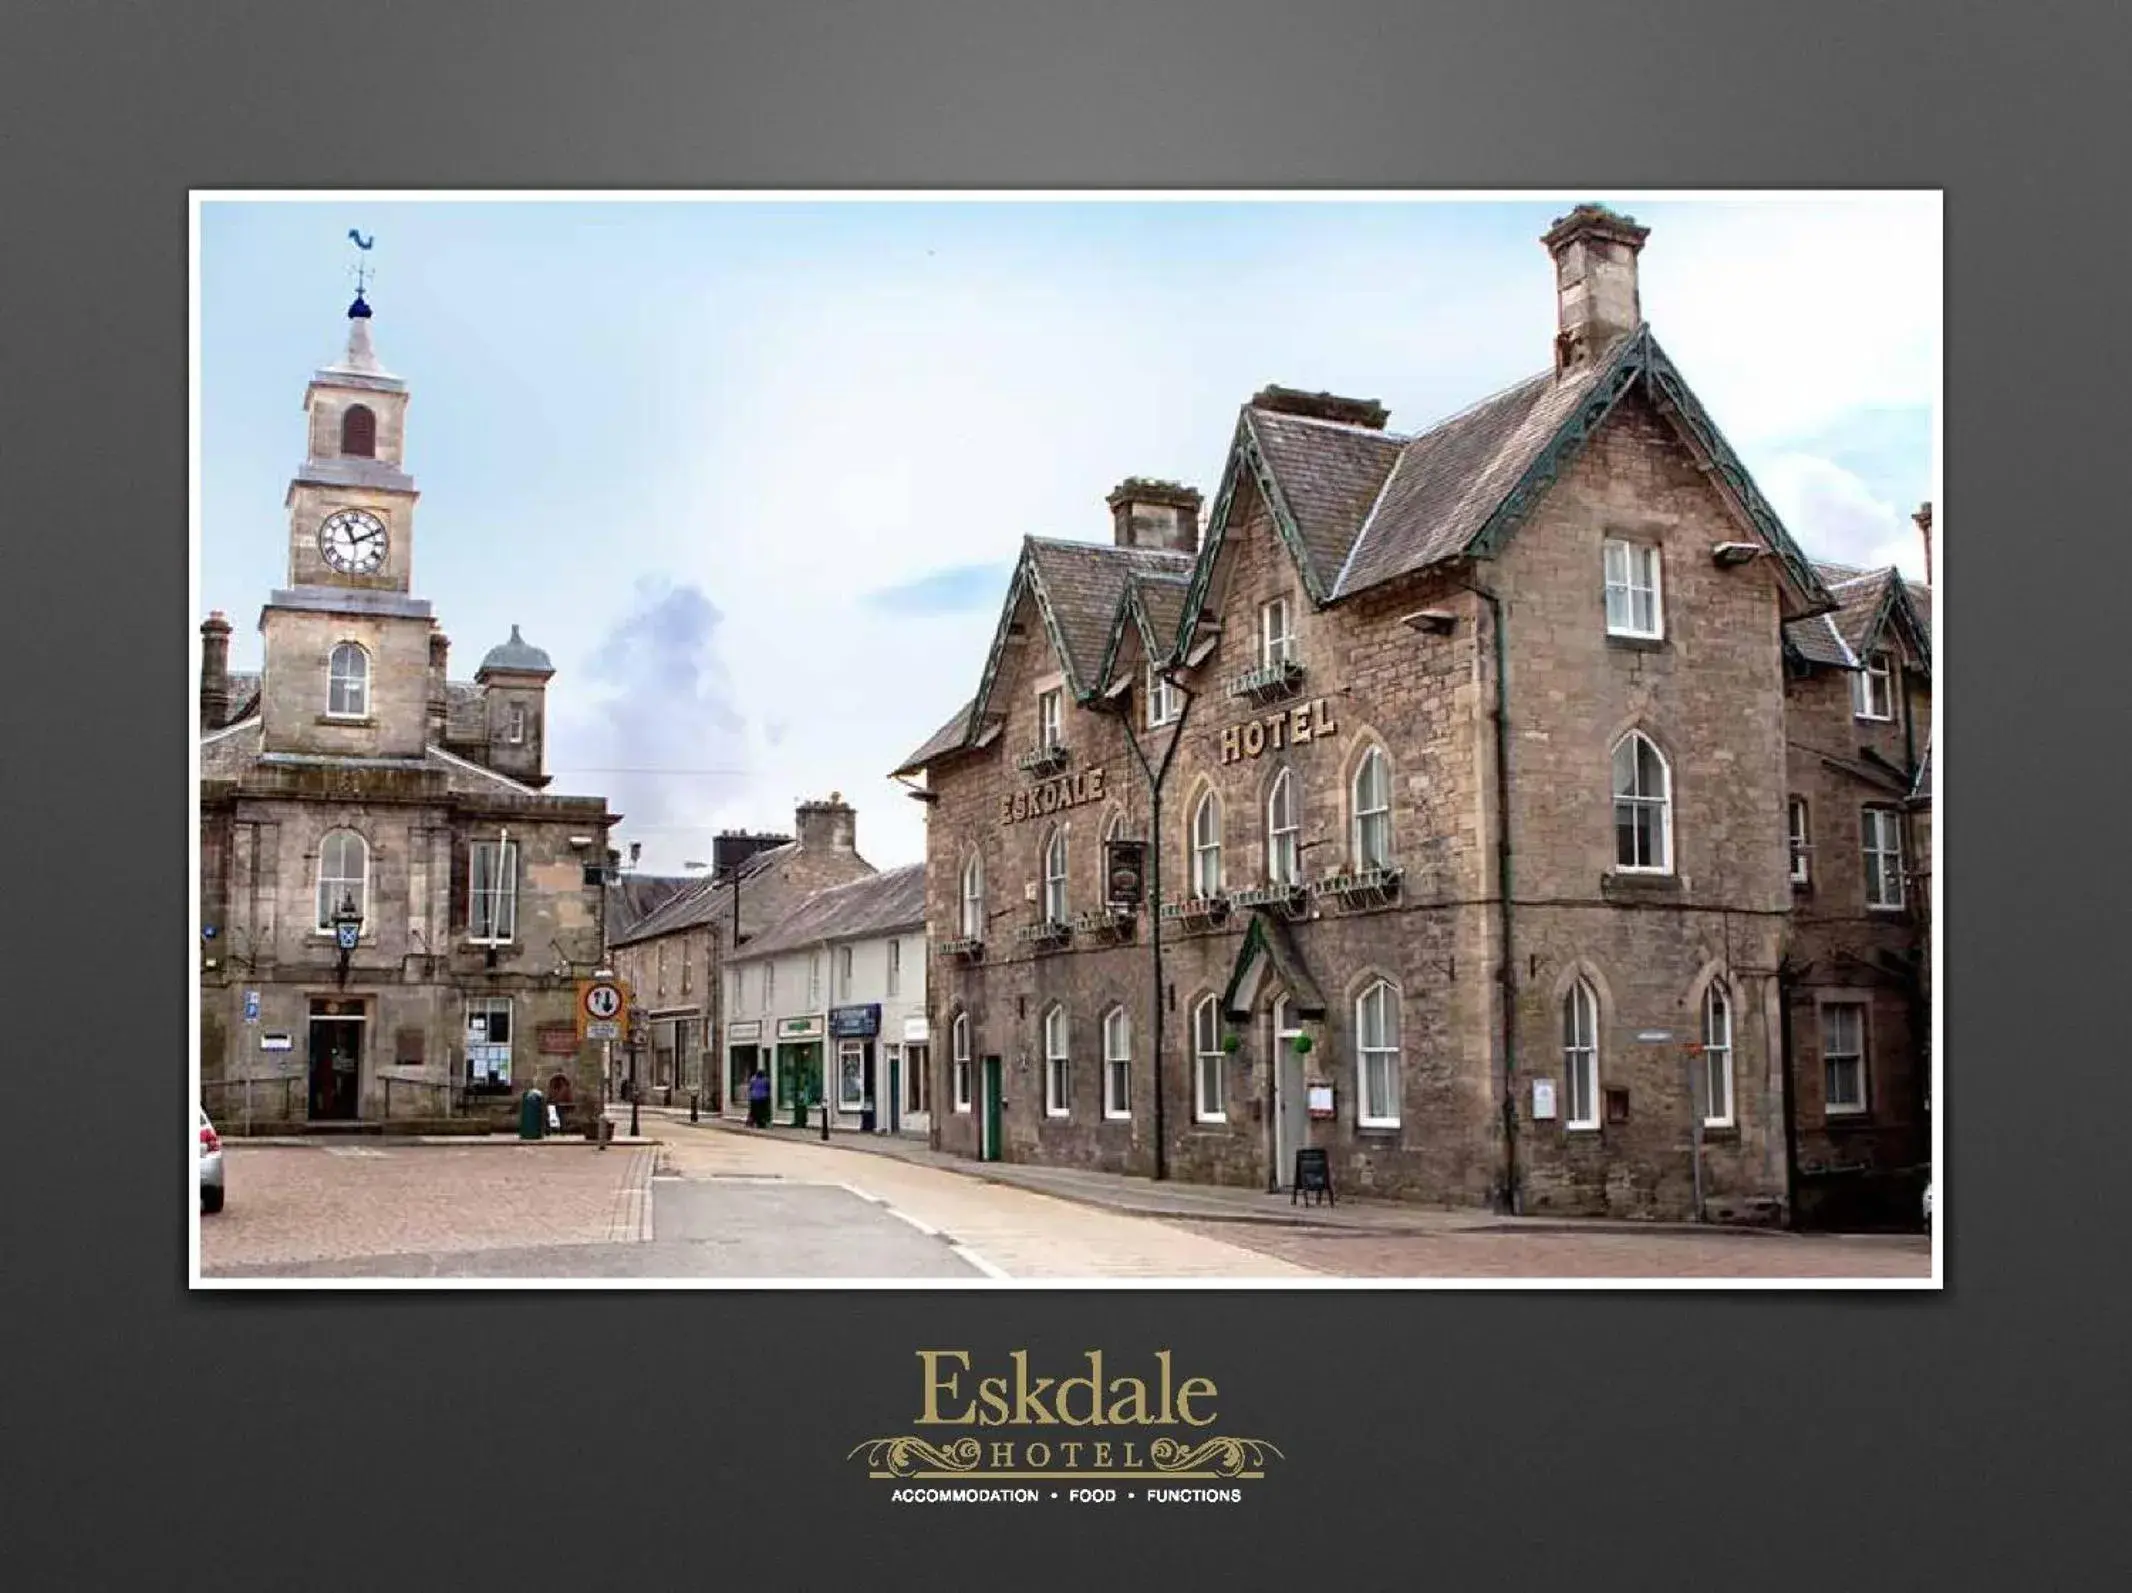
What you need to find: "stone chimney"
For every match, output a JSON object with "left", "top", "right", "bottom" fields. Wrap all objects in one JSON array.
[
  {"left": 1913, "top": 502, "right": 1933, "bottom": 584},
  {"left": 1249, "top": 386, "right": 1390, "bottom": 430},
  {"left": 427, "top": 629, "right": 450, "bottom": 741},
  {"left": 1106, "top": 478, "right": 1204, "bottom": 555},
  {"left": 199, "top": 612, "right": 231, "bottom": 731},
  {"left": 794, "top": 793, "right": 857, "bottom": 854},
  {"left": 1542, "top": 203, "right": 1651, "bottom": 374}
]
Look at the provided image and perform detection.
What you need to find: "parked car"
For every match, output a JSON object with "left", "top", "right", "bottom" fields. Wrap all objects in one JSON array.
[{"left": 199, "top": 1107, "right": 225, "bottom": 1215}]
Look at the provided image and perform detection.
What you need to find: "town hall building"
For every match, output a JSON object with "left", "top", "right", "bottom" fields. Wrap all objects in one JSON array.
[
  {"left": 894, "top": 205, "right": 1933, "bottom": 1227},
  {"left": 197, "top": 284, "right": 617, "bottom": 1133}
]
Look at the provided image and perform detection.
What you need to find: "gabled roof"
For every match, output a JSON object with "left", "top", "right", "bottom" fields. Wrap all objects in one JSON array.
[
  {"left": 1809, "top": 564, "right": 1934, "bottom": 671},
  {"left": 1097, "top": 570, "right": 1193, "bottom": 690},
  {"left": 223, "top": 672, "right": 262, "bottom": 723},
  {"left": 891, "top": 699, "right": 977, "bottom": 778},
  {"left": 726, "top": 864, "right": 926, "bottom": 963},
  {"left": 605, "top": 876, "right": 697, "bottom": 942},
  {"left": 1219, "top": 909, "right": 1328, "bottom": 1022},
  {"left": 1174, "top": 326, "right": 1836, "bottom": 651},
  {"left": 611, "top": 844, "right": 796, "bottom": 947},
  {"left": 1910, "top": 737, "right": 1933, "bottom": 804}
]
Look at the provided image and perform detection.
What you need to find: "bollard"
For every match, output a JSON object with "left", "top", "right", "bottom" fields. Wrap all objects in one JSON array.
[{"left": 690, "top": 1092, "right": 700, "bottom": 1123}]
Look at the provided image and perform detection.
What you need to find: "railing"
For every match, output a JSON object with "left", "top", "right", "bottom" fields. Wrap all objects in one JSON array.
[
  {"left": 1223, "top": 658, "right": 1306, "bottom": 701},
  {"left": 201, "top": 1076, "right": 300, "bottom": 1127},
  {"left": 1015, "top": 742, "right": 1070, "bottom": 775}
]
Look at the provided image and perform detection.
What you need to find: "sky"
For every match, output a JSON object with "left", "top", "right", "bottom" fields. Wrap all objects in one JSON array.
[{"left": 197, "top": 194, "right": 1941, "bottom": 874}]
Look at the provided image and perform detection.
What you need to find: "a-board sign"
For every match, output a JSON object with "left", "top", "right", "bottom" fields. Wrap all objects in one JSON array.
[{"left": 1291, "top": 1146, "right": 1335, "bottom": 1207}]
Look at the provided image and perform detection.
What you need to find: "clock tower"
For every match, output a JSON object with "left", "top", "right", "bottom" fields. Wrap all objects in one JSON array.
[{"left": 257, "top": 288, "right": 437, "bottom": 759}]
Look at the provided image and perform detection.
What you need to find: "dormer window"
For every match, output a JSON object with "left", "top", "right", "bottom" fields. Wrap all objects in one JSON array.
[
  {"left": 327, "top": 642, "right": 370, "bottom": 718},
  {"left": 339, "top": 404, "right": 377, "bottom": 458},
  {"left": 1603, "top": 538, "right": 1664, "bottom": 639},
  {"left": 1853, "top": 652, "right": 1895, "bottom": 721},
  {"left": 1037, "top": 687, "right": 1063, "bottom": 750},
  {"left": 1145, "top": 663, "right": 1179, "bottom": 728},
  {"left": 1260, "top": 597, "right": 1295, "bottom": 667}
]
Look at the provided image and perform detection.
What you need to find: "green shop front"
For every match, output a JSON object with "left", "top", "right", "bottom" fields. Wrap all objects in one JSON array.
[
  {"left": 725, "top": 1019, "right": 764, "bottom": 1118},
  {"left": 773, "top": 1014, "right": 824, "bottom": 1125}
]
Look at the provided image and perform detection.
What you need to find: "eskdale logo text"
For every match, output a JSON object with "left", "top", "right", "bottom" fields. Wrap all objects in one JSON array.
[{"left": 848, "top": 1350, "right": 1284, "bottom": 1503}]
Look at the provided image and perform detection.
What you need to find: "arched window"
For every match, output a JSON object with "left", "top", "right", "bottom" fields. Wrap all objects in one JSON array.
[
  {"left": 1355, "top": 979, "right": 1401, "bottom": 1127},
  {"left": 1702, "top": 983, "right": 1735, "bottom": 1128},
  {"left": 339, "top": 403, "right": 377, "bottom": 458},
  {"left": 315, "top": 829, "right": 368, "bottom": 932},
  {"left": 1102, "top": 1006, "right": 1132, "bottom": 1120},
  {"left": 1267, "top": 768, "right": 1299, "bottom": 886},
  {"left": 1352, "top": 746, "right": 1391, "bottom": 869},
  {"left": 960, "top": 852, "right": 984, "bottom": 939},
  {"left": 1043, "top": 826, "right": 1068, "bottom": 922},
  {"left": 1192, "top": 995, "right": 1226, "bottom": 1123},
  {"left": 1190, "top": 790, "right": 1223, "bottom": 896},
  {"left": 1043, "top": 1004, "right": 1071, "bottom": 1117},
  {"left": 951, "top": 1013, "right": 972, "bottom": 1113},
  {"left": 327, "top": 642, "right": 370, "bottom": 718},
  {"left": 1611, "top": 732, "right": 1672, "bottom": 872},
  {"left": 1563, "top": 979, "right": 1600, "bottom": 1129}
]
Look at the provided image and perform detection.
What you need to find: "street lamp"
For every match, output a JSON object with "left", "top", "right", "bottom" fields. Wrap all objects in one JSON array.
[{"left": 332, "top": 892, "right": 363, "bottom": 987}]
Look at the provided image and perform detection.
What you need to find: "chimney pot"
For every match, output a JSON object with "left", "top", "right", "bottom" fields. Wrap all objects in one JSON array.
[{"left": 199, "top": 612, "right": 232, "bottom": 730}]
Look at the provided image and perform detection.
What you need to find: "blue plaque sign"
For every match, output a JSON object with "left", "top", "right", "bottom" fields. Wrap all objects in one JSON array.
[{"left": 828, "top": 1004, "right": 881, "bottom": 1039}]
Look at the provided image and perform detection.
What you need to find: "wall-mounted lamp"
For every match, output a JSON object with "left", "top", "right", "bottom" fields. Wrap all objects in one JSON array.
[
  {"left": 1712, "top": 542, "right": 1764, "bottom": 567},
  {"left": 1399, "top": 609, "right": 1457, "bottom": 634}
]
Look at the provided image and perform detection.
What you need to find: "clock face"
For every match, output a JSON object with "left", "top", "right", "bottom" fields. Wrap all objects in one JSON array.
[{"left": 318, "top": 508, "right": 389, "bottom": 575}]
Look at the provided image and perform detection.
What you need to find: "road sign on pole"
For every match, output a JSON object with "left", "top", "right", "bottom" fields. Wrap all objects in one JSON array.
[{"left": 578, "top": 976, "right": 629, "bottom": 1042}]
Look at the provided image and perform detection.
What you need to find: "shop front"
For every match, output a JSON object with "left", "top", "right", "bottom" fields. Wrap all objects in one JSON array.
[
  {"left": 725, "top": 1019, "right": 763, "bottom": 1117},
  {"left": 773, "top": 1014, "right": 824, "bottom": 1125},
  {"left": 830, "top": 1003, "right": 882, "bottom": 1132}
]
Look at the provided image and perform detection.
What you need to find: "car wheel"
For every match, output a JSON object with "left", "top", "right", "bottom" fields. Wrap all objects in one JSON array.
[{"left": 202, "top": 1185, "right": 225, "bottom": 1215}]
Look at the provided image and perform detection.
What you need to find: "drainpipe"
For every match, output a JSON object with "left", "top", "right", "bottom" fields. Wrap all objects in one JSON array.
[
  {"left": 1451, "top": 571, "right": 1519, "bottom": 1215},
  {"left": 1776, "top": 958, "right": 1802, "bottom": 1229},
  {"left": 1101, "top": 671, "right": 1196, "bottom": 1183}
]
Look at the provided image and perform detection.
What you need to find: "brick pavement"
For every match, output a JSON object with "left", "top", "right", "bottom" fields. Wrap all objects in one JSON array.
[{"left": 199, "top": 1143, "right": 654, "bottom": 1273}]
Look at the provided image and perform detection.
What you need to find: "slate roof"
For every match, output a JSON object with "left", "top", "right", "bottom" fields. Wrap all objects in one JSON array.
[
  {"left": 223, "top": 672, "right": 262, "bottom": 723},
  {"left": 609, "top": 843, "right": 800, "bottom": 947},
  {"left": 1246, "top": 407, "right": 1405, "bottom": 591},
  {"left": 1794, "top": 564, "right": 1934, "bottom": 668},
  {"left": 479, "top": 623, "right": 555, "bottom": 676},
  {"left": 892, "top": 700, "right": 977, "bottom": 778},
  {"left": 1024, "top": 537, "right": 1194, "bottom": 694},
  {"left": 727, "top": 864, "right": 927, "bottom": 963},
  {"left": 195, "top": 719, "right": 548, "bottom": 799},
  {"left": 604, "top": 876, "right": 697, "bottom": 942}
]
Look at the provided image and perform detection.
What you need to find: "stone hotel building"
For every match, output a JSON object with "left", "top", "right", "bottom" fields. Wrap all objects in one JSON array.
[{"left": 893, "top": 205, "right": 1933, "bottom": 1225}]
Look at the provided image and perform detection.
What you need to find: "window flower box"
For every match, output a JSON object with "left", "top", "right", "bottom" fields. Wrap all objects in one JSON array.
[
  {"left": 1070, "top": 907, "right": 1135, "bottom": 940},
  {"left": 1223, "top": 658, "right": 1306, "bottom": 702},
  {"left": 1014, "top": 918, "right": 1072, "bottom": 947},
  {"left": 1230, "top": 882, "right": 1308, "bottom": 914},
  {"left": 1311, "top": 866, "right": 1402, "bottom": 905},
  {"left": 937, "top": 935, "right": 986, "bottom": 961},
  {"left": 1160, "top": 895, "right": 1231, "bottom": 926},
  {"left": 1016, "top": 743, "right": 1070, "bottom": 775}
]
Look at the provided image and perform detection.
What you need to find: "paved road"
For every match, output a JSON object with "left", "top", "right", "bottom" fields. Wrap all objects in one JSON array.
[{"left": 197, "top": 1120, "right": 1929, "bottom": 1282}]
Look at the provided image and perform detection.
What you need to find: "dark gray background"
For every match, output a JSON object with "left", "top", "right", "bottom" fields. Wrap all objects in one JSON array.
[{"left": 5, "top": 1, "right": 2123, "bottom": 1587}]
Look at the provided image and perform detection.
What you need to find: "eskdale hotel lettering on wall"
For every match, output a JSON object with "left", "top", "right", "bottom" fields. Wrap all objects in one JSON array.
[
  {"left": 1219, "top": 696, "right": 1336, "bottom": 765},
  {"left": 1000, "top": 767, "right": 1106, "bottom": 826}
]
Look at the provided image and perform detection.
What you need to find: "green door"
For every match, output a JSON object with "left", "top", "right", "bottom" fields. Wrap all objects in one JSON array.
[{"left": 981, "top": 1055, "right": 1004, "bottom": 1162}]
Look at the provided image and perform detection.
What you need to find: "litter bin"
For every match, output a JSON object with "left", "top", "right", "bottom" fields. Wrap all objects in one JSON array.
[{"left": 519, "top": 1088, "right": 546, "bottom": 1141}]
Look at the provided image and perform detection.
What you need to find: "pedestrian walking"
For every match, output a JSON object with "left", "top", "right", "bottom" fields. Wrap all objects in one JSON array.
[{"left": 747, "top": 1065, "right": 771, "bottom": 1128}]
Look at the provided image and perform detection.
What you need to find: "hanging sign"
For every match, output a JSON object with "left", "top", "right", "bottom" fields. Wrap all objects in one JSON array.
[{"left": 1105, "top": 838, "right": 1147, "bottom": 911}]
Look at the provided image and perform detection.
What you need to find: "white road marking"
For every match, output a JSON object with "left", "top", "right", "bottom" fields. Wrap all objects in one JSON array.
[
  {"left": 836, "top": 1182, "right": 887, "bottom": 1205},
  {"left": 950, "top": 1242, "right": 1009, "bottom": 1280},
  {"left": 886, "top": 1207, "right": 941, "bottom": 1238}
]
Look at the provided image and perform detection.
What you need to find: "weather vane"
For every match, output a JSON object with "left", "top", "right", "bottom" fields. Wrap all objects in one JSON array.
[{"left": 347, "top": 228, "right": 375, "bottom": 298}]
